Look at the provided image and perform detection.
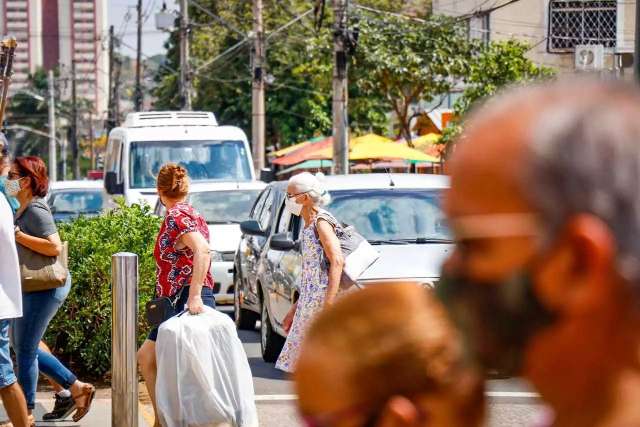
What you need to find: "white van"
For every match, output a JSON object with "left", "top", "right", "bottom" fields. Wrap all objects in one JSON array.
[{"left": 103, "top": 111, "right": 255, "bottom": 207}]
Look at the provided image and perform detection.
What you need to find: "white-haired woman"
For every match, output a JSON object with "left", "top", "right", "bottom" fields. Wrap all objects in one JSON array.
[{"left": 275, "top": 172, "right": 344, "bottom": 373}]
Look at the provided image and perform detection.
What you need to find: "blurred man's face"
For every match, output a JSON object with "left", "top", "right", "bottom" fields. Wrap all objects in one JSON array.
[{"left": 439, "top": 117, "right": 619, "bottom": 380}]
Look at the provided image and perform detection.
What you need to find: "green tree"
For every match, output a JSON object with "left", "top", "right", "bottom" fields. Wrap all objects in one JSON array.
[
  {"left": 440, "top": 40, "right": 555, "bottom": 145},
  {"left": 349, "top": 13, "right": 470, "bottom": 144}
]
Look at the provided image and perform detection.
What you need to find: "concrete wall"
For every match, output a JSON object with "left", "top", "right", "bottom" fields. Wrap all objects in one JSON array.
[{"left": 432, "top": 0, "right": 636, "bottom": 77}]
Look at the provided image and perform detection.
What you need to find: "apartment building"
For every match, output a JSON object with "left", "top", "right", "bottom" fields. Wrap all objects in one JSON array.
[
  {"left": 0, "top": 0, "right": 109, "bottom": 114},
  {"left": 433, "top": 0, "right": 635, "bottom": 77}
]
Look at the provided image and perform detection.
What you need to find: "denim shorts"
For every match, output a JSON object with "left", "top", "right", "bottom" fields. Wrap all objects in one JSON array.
[
  {"left": 0, "top": 319, "right": 17, "bottom": 388},
  {"left": 147, "top": 286, "right": 216, "bottom": 342}
]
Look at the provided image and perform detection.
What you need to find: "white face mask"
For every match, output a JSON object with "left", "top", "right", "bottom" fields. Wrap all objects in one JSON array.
[
  {"left": 285, "top": 197, "right": 303, "bottom": 216},
  {"left": 5, "top": 177, "right": 22, "bottom": 197}
]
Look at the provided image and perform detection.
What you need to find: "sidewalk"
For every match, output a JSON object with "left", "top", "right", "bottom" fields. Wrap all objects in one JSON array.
[{"left": 0, "top": 388, "right": 153, "bottom": 427}]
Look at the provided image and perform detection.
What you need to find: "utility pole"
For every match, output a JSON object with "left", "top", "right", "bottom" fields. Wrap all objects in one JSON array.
[
  {"left": 107, "top": 25, "right": 116, "bottom": 134},
  {"left": 114, "top": 58, "right": 122, "bottom": 124},
  {"left": 70, "top": 60, "right": 80, "bottom": 179},
  {"left": 47, "top": 69, "right": 57, "bottom": 182},
  {"left": 332, "top": 0, "right": 349, "bottom": 175},
  {"left": 134, "top": 0, "right": 143, "bottom": 111},
  {"left": 635, "top": 0, "right": 640, "bottom": 82},
  {"left": 252, "top": 0, "right": 266, "bottom": 172},
  {"left": 179, "top": 0, "right": 192, "bottom": 109}
]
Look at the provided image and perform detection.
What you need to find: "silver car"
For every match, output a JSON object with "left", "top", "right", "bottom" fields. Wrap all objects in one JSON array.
[{"left": 234, "top": 174, "right": 453, "bottom": 362}]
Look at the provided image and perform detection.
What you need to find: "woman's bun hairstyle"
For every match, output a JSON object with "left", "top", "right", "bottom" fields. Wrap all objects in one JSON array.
[{"left": 157, "top": 163, "right": 189, "bottom": 199}]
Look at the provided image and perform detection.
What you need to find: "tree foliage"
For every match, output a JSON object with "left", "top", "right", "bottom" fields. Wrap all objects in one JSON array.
[{"left": 153, "top": 2, "right": 554, "bottom": 151}]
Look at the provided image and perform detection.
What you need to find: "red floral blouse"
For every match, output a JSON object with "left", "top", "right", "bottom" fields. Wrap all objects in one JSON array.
[{"left": 154, "top": 202, "right": 214, "bottom": 297}]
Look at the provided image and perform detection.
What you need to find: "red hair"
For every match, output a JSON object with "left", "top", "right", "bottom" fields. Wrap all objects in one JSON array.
[{"left": 14, "top": 156, "right": 48, "bottom": 198}]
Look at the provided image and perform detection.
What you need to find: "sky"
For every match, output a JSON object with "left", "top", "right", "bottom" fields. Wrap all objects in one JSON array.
[{"left": 108, "top": 0, "right": 177, "bottom": 58}]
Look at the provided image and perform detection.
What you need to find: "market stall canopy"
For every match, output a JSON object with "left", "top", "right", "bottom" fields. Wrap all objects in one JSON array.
[
  {"left": 349, "top": 140, "right": 439, "bottom": 162},
  {"left": 270, "top": 136, "right": 327, "bottom": 158},
  {"left": 276, "top": 159, "right": 333, "bottom": 176},
  {"left": 309, "top": 133, "right": 394, "bottom": 160},
  {"left": 271, "top": 136, "right": 333, "bottom": 166}
]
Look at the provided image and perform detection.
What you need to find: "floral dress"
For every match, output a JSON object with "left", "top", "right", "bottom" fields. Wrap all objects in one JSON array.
[{"left": 275, "top": 212, "right": 332, "bottom": 373}]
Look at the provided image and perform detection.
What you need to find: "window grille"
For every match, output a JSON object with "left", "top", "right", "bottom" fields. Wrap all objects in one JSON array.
[{"left": 548, "top": 0, "right": 616, "bottom": 52}]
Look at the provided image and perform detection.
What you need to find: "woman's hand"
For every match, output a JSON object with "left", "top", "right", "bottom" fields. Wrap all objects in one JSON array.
[
  {"left": 283, "top": 304, "right": 297, "bottom": 333},
  {"left": 187, "top": 294, "right": 205, "bottom": 315}
]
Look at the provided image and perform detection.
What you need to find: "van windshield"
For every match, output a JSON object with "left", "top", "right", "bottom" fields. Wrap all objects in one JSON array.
[{"left": 129, "top": 140, "right": 252, "bottom": 188}]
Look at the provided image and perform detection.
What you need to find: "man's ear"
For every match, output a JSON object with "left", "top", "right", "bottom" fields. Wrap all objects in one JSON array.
[
  {"left": 376, "top": 396, "right": 420, "bottom": 427},
  {"left": 536, "top": 214, "right": 616, "bottom": 315}
]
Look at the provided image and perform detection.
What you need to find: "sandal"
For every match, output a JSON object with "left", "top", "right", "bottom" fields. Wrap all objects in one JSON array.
[{"left": 72, "top": 384, "right": 96, "bottom": 422}]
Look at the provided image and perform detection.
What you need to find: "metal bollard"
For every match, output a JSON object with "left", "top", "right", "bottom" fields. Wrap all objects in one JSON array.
[{"left": 112, "top": 253, "right": 139, "bottom": 427}]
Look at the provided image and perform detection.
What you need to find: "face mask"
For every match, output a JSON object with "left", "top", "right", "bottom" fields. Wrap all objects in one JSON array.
[
  {"left": 285, "top": 197, "right": 303, "bottom": 216},
  {"left": 5, "top": 177, "right": 23, "bottom": 197},
  {"left": 435, "top": 266, "right": 557, "bottom": 375}
]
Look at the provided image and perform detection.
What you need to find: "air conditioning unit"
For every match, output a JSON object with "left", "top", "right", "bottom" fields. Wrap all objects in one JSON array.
[{"left": 575, "top": 44, "right": 605, "bottom": 71}]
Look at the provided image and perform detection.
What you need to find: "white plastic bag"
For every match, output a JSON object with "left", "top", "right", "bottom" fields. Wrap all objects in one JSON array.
[{"left": 155, "top": 307, "right": 259, "bottom": 427}]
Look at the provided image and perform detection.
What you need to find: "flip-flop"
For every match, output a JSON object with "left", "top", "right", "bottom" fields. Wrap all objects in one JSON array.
[{"left": 72, "top": 385, "right": 96, "bottom": 422}]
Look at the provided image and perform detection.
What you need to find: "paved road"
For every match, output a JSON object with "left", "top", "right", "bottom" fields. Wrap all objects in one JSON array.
[
  {"left": 223, "top": 306, "right": 546, "bottom": 427},
  {"left": 0, "top": 307, "right": 543, "bottom": 426}
]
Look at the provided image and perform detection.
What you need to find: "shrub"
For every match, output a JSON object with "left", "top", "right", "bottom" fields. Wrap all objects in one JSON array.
[{"left": 45, "top": 200, "right": 161, "bottom": 379}]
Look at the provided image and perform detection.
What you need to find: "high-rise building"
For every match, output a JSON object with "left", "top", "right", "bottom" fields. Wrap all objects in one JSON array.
[{"left": 0, "top": 0, "right": 109, "bottom": 115}]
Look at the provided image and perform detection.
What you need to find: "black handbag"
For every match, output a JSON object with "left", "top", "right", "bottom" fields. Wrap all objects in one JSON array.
[{"left": 145, "top": 287, "right": 186, "bottom": 327}]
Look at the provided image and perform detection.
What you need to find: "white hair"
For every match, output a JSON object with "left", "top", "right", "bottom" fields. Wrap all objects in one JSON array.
[{"left": 289, "top": 172, "right": 331, "bottom": 206}]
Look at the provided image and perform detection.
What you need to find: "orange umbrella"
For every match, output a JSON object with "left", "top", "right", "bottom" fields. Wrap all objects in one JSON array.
[
  {"left": 271, "top": 136, "right": 333, "bottom": 166},
  {"left": 309, "top": 133, "right": 393, "bottom": 160}
]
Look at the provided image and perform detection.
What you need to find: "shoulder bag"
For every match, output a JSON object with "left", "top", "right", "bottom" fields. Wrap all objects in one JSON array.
[
  {"left": 315, "top": 211, "right": 380, "bottom": 290},
  {"left": 18, "top": 241, "right": 68, "bottom": 292}
]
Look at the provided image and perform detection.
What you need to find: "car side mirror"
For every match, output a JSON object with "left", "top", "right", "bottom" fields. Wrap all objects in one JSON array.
[
  {"left": 260, "top": 168, "right": 275, "bottom": 183},
  {"left": 240, "top": 219, "right": 267, "bottom": 237},
  {"left": 104, "top": 171, "right": 123, "bottom": 195},
  {"left": 270, "top": 232, "right": 298, "bottom": 251}
]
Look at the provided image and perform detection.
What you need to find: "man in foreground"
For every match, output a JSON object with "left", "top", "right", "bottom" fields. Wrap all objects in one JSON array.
[
  {"left": 0, "top": 191, "right": 31, "bottom": 426},
  {"left": 439, "top": 79, "right": 640, "bottom": 426}
]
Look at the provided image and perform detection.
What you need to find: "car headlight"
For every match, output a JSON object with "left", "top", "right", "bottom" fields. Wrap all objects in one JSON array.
[{"left": 209, "top": 250, "right": 224, "bottom": 262}]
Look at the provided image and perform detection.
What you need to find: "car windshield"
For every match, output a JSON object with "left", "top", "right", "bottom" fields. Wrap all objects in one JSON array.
[
  {"left": 189, "top": 190, "right": 262, "bottom": 224},
  {"left": 48, "top": 189, "right": 104, "bottom": 214},
  {"left": 327, "top": 189, "right": 450, "bottom": 242},
  {"left": 129, "top": 140, "right": 252, "bottom": 188}
]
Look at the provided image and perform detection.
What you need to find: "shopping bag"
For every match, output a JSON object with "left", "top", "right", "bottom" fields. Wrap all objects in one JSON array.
[{"left": 155, "top": 307, "right": 259, "bottom": 427}]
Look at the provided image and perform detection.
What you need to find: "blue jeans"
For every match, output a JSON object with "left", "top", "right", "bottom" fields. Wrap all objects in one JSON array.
[
  {"left": 0, "top": 320, "right": 17, "bottom": 389},
  {"left": 12, "top": 275, "right": 77, "bottom": 409}
]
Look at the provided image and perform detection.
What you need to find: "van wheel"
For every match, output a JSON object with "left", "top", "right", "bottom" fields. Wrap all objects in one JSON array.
[
  {"left": 261, "top": 299, "right": 285, "bottom": 363},
  {"left": 234, "top": 276, "right": 258, "bottom": 330}
]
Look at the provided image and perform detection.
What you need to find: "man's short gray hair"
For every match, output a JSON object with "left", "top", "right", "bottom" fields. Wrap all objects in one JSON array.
[{"left": 492, "top": 79, "right": 640, "bottom": 282}]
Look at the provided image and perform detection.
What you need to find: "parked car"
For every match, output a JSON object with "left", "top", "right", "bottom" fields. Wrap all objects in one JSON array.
[
  {"left": 46, "top": 180, "right": 105, "bottom": 222},
  {"left": 234, "top": 174, "right": 452, "bottom": 362},
  {"left": 154, "top": 181, "right": 266, "bottom": 304}
]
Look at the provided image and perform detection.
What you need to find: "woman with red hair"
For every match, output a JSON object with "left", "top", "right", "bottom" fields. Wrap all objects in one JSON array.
[{"left": 6, "top": 156, "right": 95, "bottom": 422}]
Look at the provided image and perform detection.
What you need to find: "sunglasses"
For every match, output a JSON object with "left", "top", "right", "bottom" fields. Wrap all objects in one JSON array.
[{"left": 7, "top": 171, "right": 23, "bottom": 180}]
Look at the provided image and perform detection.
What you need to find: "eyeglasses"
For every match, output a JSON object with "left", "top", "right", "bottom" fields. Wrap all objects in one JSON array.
[{"left": 286, "top": 191, "right": 308, "bottom": 200}]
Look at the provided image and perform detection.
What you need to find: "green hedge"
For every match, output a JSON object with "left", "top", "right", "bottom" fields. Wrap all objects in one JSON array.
[{"left": 45, "top": 200, "right": 161, "bottom": 379}]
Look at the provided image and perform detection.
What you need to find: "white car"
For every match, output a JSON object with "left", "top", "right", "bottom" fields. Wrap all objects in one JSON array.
[
  {"left": 47, "top": 180, "right": 105, "bottom": 222},
  {"left": 155, "top": 181, "right": 267, "bottom": 304}
]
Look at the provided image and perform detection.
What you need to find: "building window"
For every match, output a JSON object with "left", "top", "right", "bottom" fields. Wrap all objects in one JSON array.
[
  {"left": 468, "top": 12, "right": 490, "bottom": 44},
  {"left": 548, "top": 0, "right": 617, "bottom": 52}
]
